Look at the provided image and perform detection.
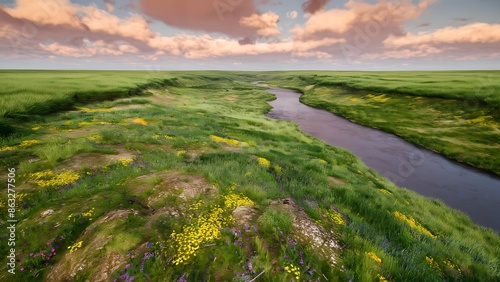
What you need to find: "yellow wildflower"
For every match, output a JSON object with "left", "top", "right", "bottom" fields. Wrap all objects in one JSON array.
[
  {"left": 19, "top": 139, "right": 41, "bottom": 148},
  {"left": 177, "top": 150, "right": 187, "bottom": 157},
  {"left": 76, "top": 107, "right": 114, "bottom": 113},
  {"left": 366, "top": 252, "right": 382, "bottom": 265},
  {"left": 369, "top": 94, "right": 390, "bottom": 103},
  {"left": 257, "top": 157, "right": 270, "bottom": 169},
  {"left": 126, "top": 118, "right": 148, "bottom": 125},
  {"left": 87, "top": 134, "right": 102, "bottom": 141},
  {"left": 324, "top": 208, "right": 345, "bottom": 226},
  {"left": 465, "top": 115, "right": 492, "bottom": 125},
  {"left": 116, "top": 158, "right": 133, "bottom": 166},
  {"left": 377, "top": 274, "right": 389, "bottom": 282},
  {"left": 285, "top": 263, "right": 300, "bottom": 280},
  {"left": 394, "top": 211, "right": 436, "bottom": 239},
  {"left": 0, "top": 146, "right": 16, "bottom": 152},
  {"left": 426, "top": 256, "right": 441, "bottom": 271},
  {"left": 68, "top": 241, "right": 83, "bottom": 253},
  {"left": 443, "top": 259, "right": 462, "bottom": 274},
  {"left": 209, "top": 135, "right": 240, "bottom": 146},
  {"left": 30, "top": 170, "right": 80, "bottom": 187},
  {"left": 378, "top": 189, "right": 393, "bottom": 195},
  {"left": 223, "top": 193, "right": 254, "bottom": 209}
]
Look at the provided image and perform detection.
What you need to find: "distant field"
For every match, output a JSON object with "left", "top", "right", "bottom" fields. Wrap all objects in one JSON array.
[
  {"left": 263, "top": 71, "right": 500, "bottom": 175},
  {"left": 0, "top": 70, "right": 181, "bottom": 118},
  {"left": 265, "top": 70, "right": 500, "bottom": 108},
  {"left": 0, "top": 71, "right": 499, "bottom": 281}
]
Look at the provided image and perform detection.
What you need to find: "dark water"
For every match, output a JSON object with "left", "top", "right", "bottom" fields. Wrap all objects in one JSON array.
[{"left": 262, "top": 85, "right": 500, "bottom": 233}]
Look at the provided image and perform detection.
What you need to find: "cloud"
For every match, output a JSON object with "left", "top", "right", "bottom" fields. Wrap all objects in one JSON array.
[
  {"left": 39, "top": 40, "right": 139, "bottom": 57},
  {"left": 302, "top": 0, "right": 331, "bottom": 14},
  {"left": 239, "top": 12, "right": 280, "bottom": 37},
  {"left": 138, "top": 0, "right": 279, "bottom": 39},
  {"left": 286, "top": 10, "right": 298, "bottom": 19},
  {"left": 3, "top": 0, "right": 82, "bottom": 28},
  {"left": 0, "top": 0, "right": 339, "bottom": 61},
  {"left": 146, "top": 34, "right": 343, "bottom": 59},
  {"left": 1, "top": 0, "right": 497, "bottom": 65},
  {"left": 360, "top": 44, "right": 442, "bottom": 60},
  {"left": 384, "top": 23, "right": 500, "bottom": 47},
  {"left": 103, "top": 0, "right": 114, "bottom": 12},
  {"left": 293, "top": 0, "right": 435, "bottom": 40}
]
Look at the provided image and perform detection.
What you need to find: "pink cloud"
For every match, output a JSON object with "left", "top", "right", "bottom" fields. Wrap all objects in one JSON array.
[
  {"left": 39, "top": 40, "right": 139, "bottom": 57},
  {"left": 147, "top": 34, "right": 343, "bottom": 59},
  {"left": 239, "top": 12, "right": 280, "bottom": 37},
  {"left": 302, "top": 0, "right": 331, "bottom": 14},
  {"left": 139, "top": 0, "right": 273, "bottom": 39},
  {"left": 384, "top": 23, "right": 500, "bottom": 47},
  {"left": 3, "top": 0, "right": 82, "bottom": 28},
  {"left": 360, "top": 44, "right": 442, "bottom": 60},
  {"left": 103, "top": 0, "right": 114, "bottom": 12},
  {"left": 286, "top": 11, "right": 298, "bottom": 20},
  {"left": 293, "top": 0, "right": 435, "bottom": 40},
  {"left": 1, "top": 0, "right": 497, "bottom": 65}
]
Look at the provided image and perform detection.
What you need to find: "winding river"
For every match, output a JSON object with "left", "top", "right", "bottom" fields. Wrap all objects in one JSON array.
[{"left": 261, "top": 85, "right": 500, "bottom": 233}]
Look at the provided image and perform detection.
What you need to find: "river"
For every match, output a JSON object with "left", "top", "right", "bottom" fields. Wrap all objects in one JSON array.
[{"left": 261, "top": 85, "right": 500, "bottom": 233}]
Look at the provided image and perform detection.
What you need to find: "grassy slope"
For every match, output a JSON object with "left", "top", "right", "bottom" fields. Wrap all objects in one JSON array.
[
  {"left": 261, "top": 71, "right": 500, "bottom": 175},
  {"left": 0, "top": 71, "right": 498, "bottom": 281}
]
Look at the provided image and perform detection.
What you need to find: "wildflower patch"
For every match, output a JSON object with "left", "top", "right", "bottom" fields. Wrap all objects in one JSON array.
[
  {"left": 366, "top": 252, "right": 382, "bottom": 265},
  {"left": 394, "top": 211, "right": 437, "bottom": 239},
  {"left": 257, "top": 157, "right": 271, "bottom": 169},
  {"left": 209, "top": 135, "right": 249, "bottom": 146},
  {"left": 30, "top": 170, "right": 80, "bottom": 188},
  {"left": 323, "top": 208, "right": 345, "bottom": 226},
  {"left": 168, "top": 192, "right": 254, "bottom": 265},
  {"left": 125, "top": 118, "right": 148, "bottom": 125},
  {"left": 0, "top": 139, "right": 41, "bottom": 152}
]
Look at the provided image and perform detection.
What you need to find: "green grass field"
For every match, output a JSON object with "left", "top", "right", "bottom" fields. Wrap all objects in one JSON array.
[
  {"left": 0, "top": 71, "right": 499, "bottom": 281},
  {"left": 261, "top": 71, "right": 500, "bottom": 175}
]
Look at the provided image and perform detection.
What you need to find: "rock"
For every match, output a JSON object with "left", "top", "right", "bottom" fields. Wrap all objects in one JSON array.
[
  {"left": 41, "top": 209, "right": 54, "bottom": 218},
  {"left": 232, "top": 206, "right": 256, "bottom": 226}
]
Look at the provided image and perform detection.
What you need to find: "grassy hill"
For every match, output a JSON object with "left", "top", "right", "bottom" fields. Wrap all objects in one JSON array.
[{"left": 0, "top": 71, "right": 499, "bottom": 281}]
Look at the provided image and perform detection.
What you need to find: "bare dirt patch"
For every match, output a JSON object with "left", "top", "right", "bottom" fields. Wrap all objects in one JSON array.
[
  {"left": 59, "top": 146, "right": 136, "bottom": 171},
  {"left": 232, "top": 206, "right": 257, "bottom": 226},
  {"left": 129, "top": 170, "right": 214, "bottom": 207}
]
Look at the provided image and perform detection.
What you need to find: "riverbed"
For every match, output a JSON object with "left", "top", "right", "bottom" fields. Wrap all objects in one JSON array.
[{"left": 262, "top": 85, "right": 500, "bottom": 233}]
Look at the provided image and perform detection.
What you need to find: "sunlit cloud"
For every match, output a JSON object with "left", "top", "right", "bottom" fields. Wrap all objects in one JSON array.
[{"left": 0, "top": 0, "right": 498, "bottom": 69}]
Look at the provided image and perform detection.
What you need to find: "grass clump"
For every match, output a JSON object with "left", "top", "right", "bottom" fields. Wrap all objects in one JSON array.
[{"left": 259, "top": 209, "right": 293, "bottom": 236}]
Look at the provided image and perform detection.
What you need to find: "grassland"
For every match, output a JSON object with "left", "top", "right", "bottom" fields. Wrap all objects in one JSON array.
[
  {"left": 0, "top": 71, "right": 499, "bottom": 281},
  {"left": 261, "top": 71, "right": 500, "bottom": 175}
]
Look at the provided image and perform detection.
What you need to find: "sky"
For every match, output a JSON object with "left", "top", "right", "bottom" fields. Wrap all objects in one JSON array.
[{"left": 0, "top": 0, "right": 499, "bottom": 70}]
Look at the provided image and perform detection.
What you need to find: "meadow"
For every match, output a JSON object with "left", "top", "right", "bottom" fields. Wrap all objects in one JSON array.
[
  {"left": 0, "top": 71, "right": 499, "bottom": 281},
  {"left": 261, "top": 71, "right": 500, "bottom": 175}
]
